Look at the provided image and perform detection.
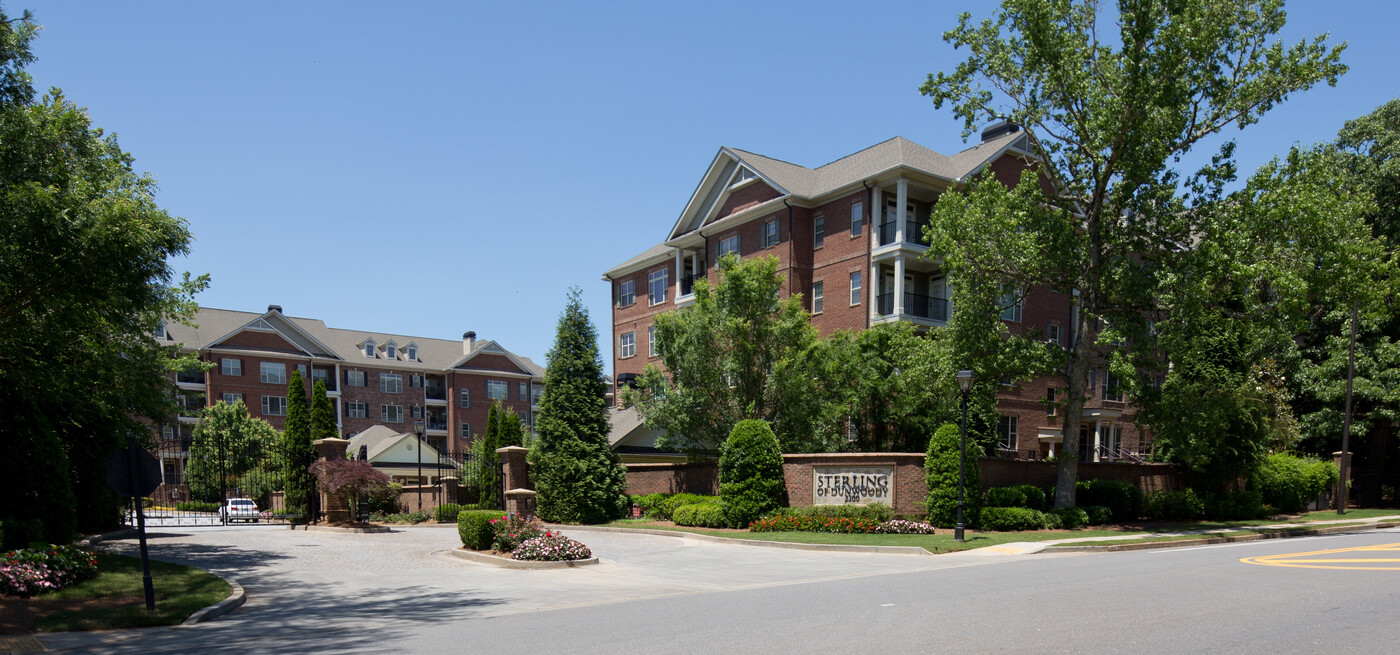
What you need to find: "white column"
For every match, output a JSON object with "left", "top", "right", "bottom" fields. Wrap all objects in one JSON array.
[
  {"left": 895, "top": 178, "right": 908, "bottom": 244},
  {"left": 869, "top": 262, "right": 879, "bottom": 322},
  {"left": 674, "top": 248, "right": 683, "bottom": 297},
  {"left": 871, "top": 187, "right": 883, "bottom": 250},
  {"left": 1093, "top": 420, "right": 1104, "bottom": 462},
  {"left": 893, "top": 255, "right": 905, "bottom": 316}
]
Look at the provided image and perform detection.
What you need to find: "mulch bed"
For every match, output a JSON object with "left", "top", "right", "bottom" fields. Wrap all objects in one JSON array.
[{"left": 0, "top": 596, "right": 139, "bottom": 635}]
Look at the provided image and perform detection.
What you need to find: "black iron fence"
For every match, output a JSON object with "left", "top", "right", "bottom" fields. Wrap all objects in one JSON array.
[
  {"left": 132, "top": 431, "right": 307, "bottom": 527},
  {"left": 875, "top": 292, "right": 948, "bottom": 320}
]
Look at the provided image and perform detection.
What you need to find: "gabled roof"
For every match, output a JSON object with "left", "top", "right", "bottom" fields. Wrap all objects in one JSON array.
[
  {"left": 450, "top": 340, "right": 541, "bottom": 376},
  {"left": 347, "top": 425, "right": 447, "bottom": 464}
]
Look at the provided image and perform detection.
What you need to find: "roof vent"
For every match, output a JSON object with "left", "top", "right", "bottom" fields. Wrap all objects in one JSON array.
[
  {"left": 980, "top": 121, "right": 1021, "bottom": 143},
  {"left": 267, "top": 304, "right": 283, "bottom": 313}
]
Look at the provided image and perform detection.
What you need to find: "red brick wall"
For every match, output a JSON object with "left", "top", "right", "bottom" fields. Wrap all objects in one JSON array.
[
  {"left": 715, "top": 180, "right": 781, "bottom": 219},
  {"left": 218, "top": 330, "right": 304, "bottom": 354},
  {"left": 339, "top": 367, "right": 423, "bottom": 437},
  {"left": 449, "top": 371, "right": 534, "bottom": 452},
  {"left": 205, "top": 352, "right": 310, "bottom": 430},
  {"left": 626, "top": 462, "right": 719, "bottom": 496},
  {"left": 612, "top": 258, "right": 678, "bottom": 397}
]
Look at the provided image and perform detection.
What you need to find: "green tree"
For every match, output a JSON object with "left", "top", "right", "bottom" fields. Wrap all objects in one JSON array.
[
  {"left": 282, "top": 370, "right": 313, "bottom": 517},
  {"left": 626, "top": 254, "right": 833, "bottom": 455},
  {"left": 925, "top": 423, "right": 983, "bottom": 529},
  {"left": 0, "top": 8, "right": 205, "bottom": 537},
  {"left": 311, "top": 379, "right": 336, "bottom": 442},
  {"left": 498, "top": 407, "right": 524, "bottom": 448},
  {"left": 528, "top": 288, "right": 628, "bottom": 524},
  {"left": 920, "top": 0, "right": 1346, "bottom": 506},
  {"left": 477, "top": 402, "right": 502, "bottom": 509},
  {"left": 718, "top": 419, "right": 787, "bottom": 528},
  {"left": 186, "top": 401, "right": 279, "bottom": 503}
]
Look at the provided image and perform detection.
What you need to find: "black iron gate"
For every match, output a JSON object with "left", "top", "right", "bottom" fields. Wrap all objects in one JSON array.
[{"left": 129, "top": 429, "right": 308, "bottom": 527}]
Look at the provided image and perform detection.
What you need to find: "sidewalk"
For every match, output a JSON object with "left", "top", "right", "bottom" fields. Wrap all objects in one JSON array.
[{"left": 991, "top": 514, "right": 1400, "bottom": 554}]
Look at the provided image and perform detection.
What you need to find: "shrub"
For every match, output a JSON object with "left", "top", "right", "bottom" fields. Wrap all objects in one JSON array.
[
  {"left": 363, "top": 483, "right": 404, "bottom": 515},
  {"left": 873, "top": 520, "right": 937, "bottom": 534},
  {"left": 1075, "top": 480, "right": 1144, "bottom": 522},
  {"left": 175, "top": 501, "right": 220, "bottom": 513},
  {"left": 513, "top": 533, "right": 592, "bottom": 561},
  {"left": 1081, "top": 506, "right": 1113, "bottom": 526},
  {"left": 0, "top": 545, "right": 99, "bottom": 597},
  {"left": 985, "top": 487, "right": 1028, "bottom": 509},
  {"left": 1203, "top": 489, "right": 1267, "bottom": 520},
  {"left": 650, "top": 493, "right": 718, "bottom": 521},
  {"left": 1253, "top": 453, "right": 1339, "bottom": 514},
  {"left": 718, "top": 419, "right": 788, "bottom": 528},
  {"left": 436, "top": 503, "right": 464, "bottom": 523},
  {"left": 371, "top": 510, "right": 431, "bottom": 524},
  {"left": 926, "top": 423, "right": 983, "bottom": 529},
  {"left": 673, "top": 503, "right": 731, "bottom": 529},
  {"left": 1050, "top": 507, "right": 1090, "bottom": 529},
  {"left": 1145, "top": 489, "right": 1206, "bottom": 521},
  {"left": 457, "top": 509, "right": 506, "bottom": 550},
  {"left": 768, "top": 503, "right": 893, "bottom": 522},
  {"left": 1017, "top": 485, "right": 1048, "bottom": 511},
  {"left": 979, "top": 507, "right": 1049, "bottom": 531},
  {"left": 749, "top": 514, "right": 882, "bottom": 533},
  {"left": 491, "top": 515, "right": 546, "bottom": 552}
]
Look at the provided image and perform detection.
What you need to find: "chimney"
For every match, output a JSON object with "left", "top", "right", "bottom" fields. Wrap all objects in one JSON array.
[
  {"left": 463, "top": 331, "right": 477, "bottom": 355},
  {"left": 267, "top": 304, "right": 283, "bottom": 313},
  {"left": 979, "top": 121, "right": 1021, "bottom": 143}
]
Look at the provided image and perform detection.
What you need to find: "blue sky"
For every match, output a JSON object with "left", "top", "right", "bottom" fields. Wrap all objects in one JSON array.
[{"left": 17, "top": 0, "right": 1400, "bottom": 365}]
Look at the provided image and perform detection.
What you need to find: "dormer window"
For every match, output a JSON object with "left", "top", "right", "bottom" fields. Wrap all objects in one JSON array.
[
  {"left": 405, "top": 345, "right": 418, "bottom": 361},
  {"left": 386, "top": 344, "right": 397, "bottom": 360},
  {"left": 153, "top": 320, "right": 166, "bottom": 339},
  {"left": 362, "top": 339, "right": 376, "bottom": 358}
]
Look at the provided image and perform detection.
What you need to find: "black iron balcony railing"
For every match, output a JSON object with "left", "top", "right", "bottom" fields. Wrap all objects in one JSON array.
[
  {"left": 311, "top": 372, "right": 337, "bottom": 391},
  {"left": 876, "top": 293, "right": 949, "bottom": 321},
  {"left": 680, "top": 273, "right": 701, "bottom": 296},
  {"left": 176, "top": 370, "right": 206, "bottom": 385},
  {"left": 425, "top": 386, "right": 447, "bottom": 401},
  {"left": 426, "top": 420, "right": 448, "bottom": 431},
  {"left": 876, "top": 220, "right": 932, "bottom": 247}
]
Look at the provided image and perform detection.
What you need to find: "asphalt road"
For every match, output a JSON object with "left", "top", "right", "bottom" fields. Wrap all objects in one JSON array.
[{"left": 39, "top": 526, "right": 1400, "bottom": 654}]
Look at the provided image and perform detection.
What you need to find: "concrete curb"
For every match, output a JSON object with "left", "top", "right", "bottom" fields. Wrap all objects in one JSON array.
[
  {"left": 546, "top": 524, "right": 934, "bottom": 556},
  {"left": 444, "top": 549, "right": 599, "bottom": 569},
  {"left": 76, "top": 528, "right": 139, "bottom": 547},
  {"left": 1045, "top": 521, "right": 1400, "bottom": 553},
  {"left": 181, "top": 573, "right": 246, "bottom": 625},
  {"left": 289, "top": 524, "right": 392, "bottom": 534}
]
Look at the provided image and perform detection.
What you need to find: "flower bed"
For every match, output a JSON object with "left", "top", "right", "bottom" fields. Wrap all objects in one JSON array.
[
  {"left": 513, "top": 533, "right": 592, "bottom": 561},
  {"left": 749, "top": 515, "right": 937, "bottom": 535},
  {"left": 0, "top": 545, "right": 99, "bottom": 598}
]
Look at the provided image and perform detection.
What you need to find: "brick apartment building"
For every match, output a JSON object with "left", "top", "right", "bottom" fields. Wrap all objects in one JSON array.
[
  {"left": 155, "top": 305, "right": 543, "bottom": 485},
  {"left": 603, "top": 124, "right": 1146, "bottom": 462}
]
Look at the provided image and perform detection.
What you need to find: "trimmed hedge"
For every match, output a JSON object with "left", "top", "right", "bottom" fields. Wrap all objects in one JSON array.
[
  {"left": 1081, "top": 506, "right": 1113, "bottom": 526},
  {"left": 1145, "top": 489, "right": 1206, "bottom": 521},
  {"left": 1253, "top": 453, "right": 1339, "bottom": 514},
  {"left": 1075, "top": 480, "right": 1143, "bottom": 522},
  {"left": 673, "top": 503, "right": 730, "bottom": 528},
  {"left": 435, "top": 503, "right": 464, "bottom": 523},
  {"left": 176, "top": 501, "right": 220, "bottom": 513},
  {"left": 457, "top": 509, "right": 506, "bottom": 550},
  {"left": 1049, "top": 507, "right": 1089, "bottom": 529},
  {"left": 648, "top": 494, "right": 720, "bottom": 521},
  {"left": 927, "top": 423, "right": 983, "bottom": 529},
  {"left": 979, "top": 507, "right": 1048, "bottom": 531},
  {"left": 719, "top": 420, "right": 788, "bottom": 528},
  {"left": 1204, "top": 489, "right": 1267, "bottom": 520}
]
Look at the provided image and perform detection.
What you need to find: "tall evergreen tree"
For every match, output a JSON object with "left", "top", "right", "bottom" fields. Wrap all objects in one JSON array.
[
  {"left": 477, "top": 402, "right": 502, "bottom": 509},
  {"left": 499, "top": 408, "right": 524, "bottom": 448},
  {"left": 282, "top": 370, "right": 313, "bottom": 517},
  {"left": 528, "top": 288, "right": 628, "bottom": 523},
  {"left": 310, "top": 380, "right": 336, "bottom": 442}
]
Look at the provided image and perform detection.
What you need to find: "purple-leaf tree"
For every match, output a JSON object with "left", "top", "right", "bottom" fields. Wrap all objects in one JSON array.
[{"left": 308, "top": 459, "right": 396, "bottom": 520}]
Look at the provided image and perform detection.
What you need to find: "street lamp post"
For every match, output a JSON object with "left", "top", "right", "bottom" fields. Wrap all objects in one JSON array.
[
  {"left": 415, "top": 421, "right": 425, "bottom": 512},
  {"left": 955, "top": 369, "right": 975, "bottom": 543}
]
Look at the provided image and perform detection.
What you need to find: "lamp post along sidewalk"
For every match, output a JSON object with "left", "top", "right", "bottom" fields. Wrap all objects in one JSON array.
[{"left": 955, "top": 369, "right": 974, "bottom": 543}]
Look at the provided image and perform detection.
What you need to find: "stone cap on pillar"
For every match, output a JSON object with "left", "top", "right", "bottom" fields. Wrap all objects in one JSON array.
[
  {"left": 497, "top": 446, "right": 529, "bottom": 455},
  {"left": 313, "top": 437, "right": 350, "bottom": 460},
  {"left": 504, "top": 488, "right": 537, "bottom": 498}
]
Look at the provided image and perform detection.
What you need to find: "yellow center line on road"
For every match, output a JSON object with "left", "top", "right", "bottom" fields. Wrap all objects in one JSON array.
[{"left": 1242, "top": 542, "right": 1400, "bottom": 570}]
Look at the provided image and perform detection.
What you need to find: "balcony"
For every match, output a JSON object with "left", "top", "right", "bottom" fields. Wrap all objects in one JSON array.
[
  {"left": 311, "top": 368, "right": 337, "bottom": 392},
  {"left": 680, "top": 273, "right": 701, "bottom": 297},
  {"left": 876, "top": 293, "right": 948, "bottom": 322},
  {"left": 176, "top": 369, "right": 206, "bottom": 385},
  {"left": 877, "top": 220, "right": 931, "bottom": 248}
]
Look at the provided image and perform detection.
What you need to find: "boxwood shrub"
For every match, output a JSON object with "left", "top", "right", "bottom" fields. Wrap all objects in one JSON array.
[
  {"left": 979, "top": 507, "right": 1048, "bottom": 531},
  {"left": 1145, "top": 489, "right": 1206, "bottom": 521},
  {"left": 1081, "top": 505, "right": 1113, "bottom": 526},
  {"left": 927, "top": 423, "right": 983, "bottom": 529},
  {"left": 651, "top": 494, "right": 719, "bottom": 521},
  {"left": 457, "top": 509, "right": 506, "bottom": 550},
  {"left": 673, "top": 502, "right": 731, "bottom": 528},
  {"left": 435, "top": 503, "right": 464, "bottom": 523},
  {"left": 1202, "top": 489, "right": 1266, "bottom": 520},
  {"left": 984, "top": 487, "right": 1028, "bottom": 509},
  {"left": 1049, "top": 507, "right": 1090, "bottom": 529},
  {"left": 719, "top": 419, "right": 788, "bottom": 528},
  {"left": 1252, "top": 453, "right": 1339, "bottom": 514},
  {"left": 1075, "top": 480, "right": 1144, "bottom": 522}
]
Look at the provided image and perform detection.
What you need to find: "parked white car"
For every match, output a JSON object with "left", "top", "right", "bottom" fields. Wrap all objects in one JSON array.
[{"left": 220, "top": 498, "right": 260, "bottom": 523}]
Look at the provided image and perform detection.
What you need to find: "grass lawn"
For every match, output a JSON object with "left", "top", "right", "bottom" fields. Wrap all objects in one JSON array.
[{"left": 0, "top": 551, "right": 231, "bottom": 634}]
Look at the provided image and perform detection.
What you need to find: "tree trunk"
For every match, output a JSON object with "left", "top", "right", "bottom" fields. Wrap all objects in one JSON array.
[{"left": 1054, "top": 296, "right": 1095, "bottom": 508}]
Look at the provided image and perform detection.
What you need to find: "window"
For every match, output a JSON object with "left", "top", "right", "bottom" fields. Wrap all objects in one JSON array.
[
  {"left": 409, "top": 374, "right": 422, "bottom": 388},
  {"left": 1047, "top": 324, "right": 1062, "bottom": 345},
  {"left": 814, "top": 216, "right": 825, "bottom": 248},
  {"left": 346, "top": 370, "right": 367, "bottom": 387},
  {"left": 1104, "top": 371, "right": 1124, "bottom": 402},
  {"left": 381, "top": 404, "right": 402, "bottom": 423},
  {"left": 812, "top": 281, "right": 824, "bottom": 314},
  {"left": 517, "top": 381, "right": 527, "bottom": 400},
  {"left": 460, "top": 423, "right": 472, "bottom": 439},
  {"left": 997, "top": 415, "right": 1018, "bottom": 451},
  {"left": 312, "top": 367, "right": 329, "bottom": 386},
  {"left": 486, "top": 380, "right": 508, "bottom": 400},
  {"left": 363, "top": 340, "right": 375, "bottom": 358},
  {"left": 531, "top": 385, "right": 543, "bottom": 405},
  {"left": 406, "top": 345, "right": 417, "bottom": 361},
  {"left": 763, "top": 219, "right": 778, "bottom": 248},
  {"left": 221, "top": 358, "right": 242, "bottom": 376},
  {"left": 648, "top": 325, "right": 657, "bottom": 357},
  {"left": 262, "top": 396, "right": 287, "bottom": 416},
  {"left": 619, "top": 332, "right": 636, "bottom": 358},
  {"left": 1046, "top": 388, "right": 1057, "bottom": 416},
  {"left": 999, "top": 288, "right": 1023, "bottom": 322},
  {"left": 380, "top": 373, "right": 403, "bottom": 394},
  {"left": 648, "top": 268, "right": 668, "bottom": 305},
  {"left": 386, "top": 344, "right": 397, "bottom": 360},
  {"left": 260, "top": 362, "right": 286, "bottom": 385},
  {"left": 153, "top": 320, "right": 167, "bottom": 339},
  {"left": 1088, "top": 368, "right": 1097, "bottom": 389},
  {"left": 347, "top": 401, "right": 367, "bottom": 418},
  {"left": 296, "top": 364, "right": 307, "bottom": 379},
  {"left": 411, "top": 405, "right": 423, "bottom": 419},
  {"left": 851, "top": 200, "right": 864, "bottom": 236},
  {"left": 459, "top": 388, "right": 471, "bottom": 408},
  {"left": 850, "top": 272, "right": 861, "bottom": 305},
  {"left": 718, "top": 235, "right": 740, "bottom": 258},
  {"left": 617, "top": 279, "right": 635, "bottom": 307},
  {"left": 222, "top": 392, "right": 243, "bottom": 404}
]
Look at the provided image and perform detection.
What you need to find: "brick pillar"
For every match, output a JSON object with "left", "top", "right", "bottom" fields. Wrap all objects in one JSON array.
[
  {"left": 314, "top": 437, "right": 350, "bottom": 524},
  {"left": 497, "top": 446, "right": 534, "bottom": 518}
]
